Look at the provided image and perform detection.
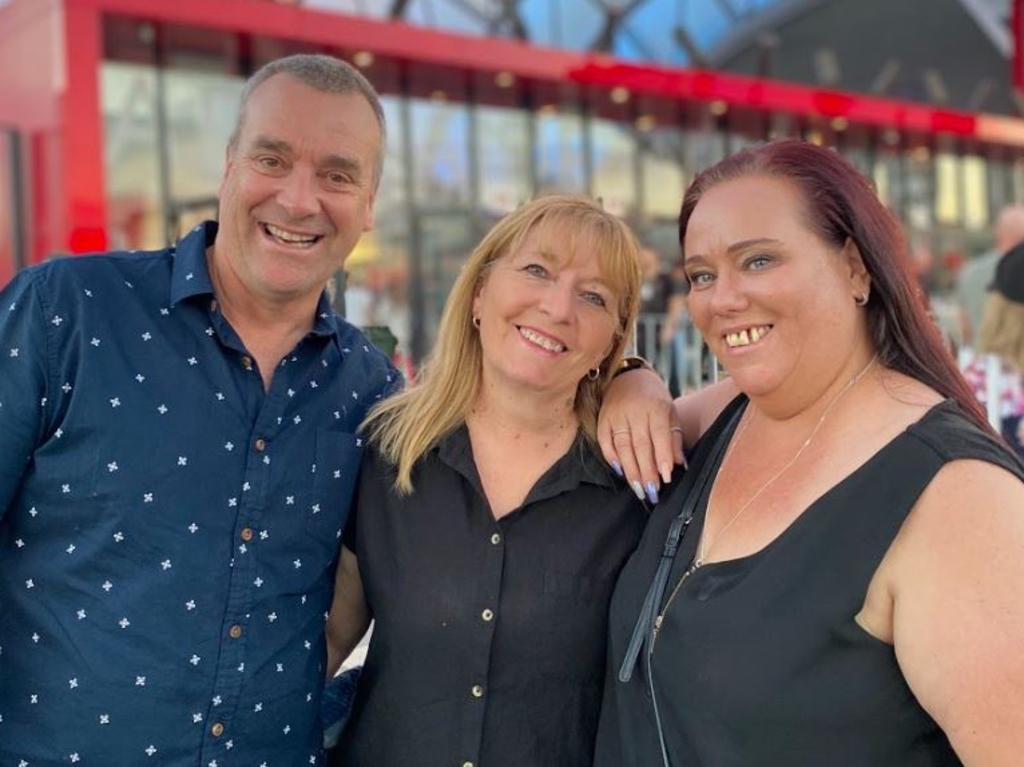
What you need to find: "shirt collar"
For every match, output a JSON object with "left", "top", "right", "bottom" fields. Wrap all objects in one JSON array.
[
  {"left": 169, "top": 221, "right": 218, "bottom": 307},
  {"left": 169, "top": 220, "right": 339, "bottom": 338},
  {"left": 437, "top": 423, "right": 616, "bottom": 505}
]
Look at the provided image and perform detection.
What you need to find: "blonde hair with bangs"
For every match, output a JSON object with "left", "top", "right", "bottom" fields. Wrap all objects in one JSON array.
[{"left": 363, "top": 195, "right": 643, "bottom": 494}]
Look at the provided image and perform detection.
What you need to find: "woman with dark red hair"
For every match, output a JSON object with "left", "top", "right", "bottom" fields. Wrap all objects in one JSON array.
[{"left": 595, "top": 140, "right": 1024, "bottom": 766}]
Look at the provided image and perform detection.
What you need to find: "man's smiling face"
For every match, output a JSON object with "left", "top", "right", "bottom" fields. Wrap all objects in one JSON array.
[{"left": 215, "top": 73, "right": 380, "bottom": 306}]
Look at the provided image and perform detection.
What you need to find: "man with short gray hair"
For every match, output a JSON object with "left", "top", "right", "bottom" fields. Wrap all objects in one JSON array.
[{"left": 0, "top": 54, "right": 398, "bottom": 766}]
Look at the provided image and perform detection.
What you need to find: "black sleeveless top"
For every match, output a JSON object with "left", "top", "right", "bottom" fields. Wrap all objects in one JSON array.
[{"left": 595, "top": 396, "right": 1024, "bottom": 767}]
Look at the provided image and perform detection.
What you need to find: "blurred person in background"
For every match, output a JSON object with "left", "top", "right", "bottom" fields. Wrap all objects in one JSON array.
[
  {"left": 974, "top": 242, "right": 1024, "bottom": 456},
  {"left": 324, "top": 196, "right": 651, "bottom": 767},
  {"left": 957, "top": 204, "right": 1024, "bottom": 348},
  {"left": 596, "top": 140, "right": 1024, "bottom": 767}
]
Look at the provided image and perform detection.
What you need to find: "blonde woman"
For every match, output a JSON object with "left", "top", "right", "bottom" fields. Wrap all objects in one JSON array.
[{"left": 325, "top": 196, "right": 647, "bottom": 767}]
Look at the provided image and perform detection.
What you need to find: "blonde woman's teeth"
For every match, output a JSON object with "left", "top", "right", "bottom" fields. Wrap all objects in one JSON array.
[
  {"left": 518, "top": 327, "right": 566, "bottom": 352},
  {"left": 724, "top": 325, "right": 771, "bottom": 348}
]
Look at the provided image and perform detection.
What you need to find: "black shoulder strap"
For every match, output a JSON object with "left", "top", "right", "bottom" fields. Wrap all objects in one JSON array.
[{"left": 618, "top": 402, "right": 744, "bottom": 683}]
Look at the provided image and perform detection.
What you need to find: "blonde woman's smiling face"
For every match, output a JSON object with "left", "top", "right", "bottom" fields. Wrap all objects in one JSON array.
[{"left": 473, "top": 223, "right": 620, "bottom": 400}]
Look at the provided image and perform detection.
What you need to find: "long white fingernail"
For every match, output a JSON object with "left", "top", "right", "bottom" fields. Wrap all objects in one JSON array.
[{"left": 631, "top": 481, "right": 645, "bottom": 501}]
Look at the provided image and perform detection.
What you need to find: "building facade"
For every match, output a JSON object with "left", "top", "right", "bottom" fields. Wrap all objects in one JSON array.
[{"left": 3, "top": 0, "right": 1024, "bottom": 366}]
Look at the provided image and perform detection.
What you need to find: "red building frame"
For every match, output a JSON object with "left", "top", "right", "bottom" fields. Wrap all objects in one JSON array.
[{"left": 3, "top": 0, "right": 1024, "bottom": 277}]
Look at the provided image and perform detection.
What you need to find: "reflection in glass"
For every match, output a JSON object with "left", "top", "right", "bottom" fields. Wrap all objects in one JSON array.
[
  {"left": 962, "top": 155, "right": 988, "bottom": 231},
  {"left": 535, "top": 109, "right": 585, "bottom": 194},
  {"left": 684, "top": 124, "right": 726, "bottom": 179},
  {"left": 873, "top": 150, "right": 904, "bottom": 214},
  {"left": 639, "top": 127, "right": 685, "bottom": 219},
  {"left": 476, "top": 106, "right": 531, "bottom": 215},
  {"left": 345, "top": 97, "right": 414, "bottom": 368},
  {"left": 101, "top": 62, "right": 163, "bottom": 251},
  {"left": 411, "top": 99, "right": 471, "bottom": 206},
  {"left": 165, "top": 71, "right": 243, "bottom": 209},
  {"left": 590, "top": 118, "right": 637, "bottom": 217},
  {"left": 418, "top": 212, "right": 476, "bottom": 351},
  {"left": 934, "top": 152, "right": 960, "bottom": 226},
  {"left": 987, "top": 157, "right": 1012, "bottom": 214},
  {"left": 904, "top": 151, "right": 934, "bottom": 232}
]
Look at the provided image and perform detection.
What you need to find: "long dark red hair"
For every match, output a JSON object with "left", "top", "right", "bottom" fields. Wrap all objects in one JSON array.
[{"left": 678, "top": 139, "right": 992, "bottom": 435}]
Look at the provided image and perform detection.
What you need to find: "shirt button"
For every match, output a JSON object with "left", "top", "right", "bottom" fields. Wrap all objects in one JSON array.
[
  {"left": 490, "top": 533, "right": 501, "bottom": 545},
  {"left": 240, "top": 527, "right": 254, "bottom": 542},
  {"left": 471, "top": 684, "right": 484, "bottom": 698},
  {"left": 254, "top": 437, "right": 266, "bottom": 452},
  {"left": 241, "top": 355, "right": 253, "bottom": 371},
  {"left": 481, "top": 609, "right": 494, "bottom": 622},
  {"left": 462, "top": 762, "right": 475, "bottom": 767},
  {"left": 228, "top": 625, "right": 243, "bottom": 639},
  {"left": 211, "top": 722, "right": 225, "bottom": 737}
]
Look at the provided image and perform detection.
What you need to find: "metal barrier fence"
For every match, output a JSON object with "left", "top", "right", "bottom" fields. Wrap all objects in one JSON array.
[{"left": 635, "top": 312, "right": 717, "bottom": 395}]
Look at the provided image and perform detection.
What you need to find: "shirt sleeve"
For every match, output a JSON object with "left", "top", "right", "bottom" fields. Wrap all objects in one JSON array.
[{"left": 0, "top": 269, "right": 50, "bottom": 521}]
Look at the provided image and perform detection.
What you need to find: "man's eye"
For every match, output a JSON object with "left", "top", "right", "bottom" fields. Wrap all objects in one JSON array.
[
  {"left": 257, "top": 156, "right": 283, "bottom": 170},
  {"left": 326, "top": 172, "right": 350, "bottom": 186}
]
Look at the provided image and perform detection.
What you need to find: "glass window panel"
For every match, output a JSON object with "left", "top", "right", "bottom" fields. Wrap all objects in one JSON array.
[
  {"left": 535, "top": 108, "right": 585, "bottom": 194},
  {"left": 476, "top": 106, "right": 531, "bottom": 214},
  {"left": 904, "top": 149, "right": 934, "bottom": 232},
  {"left": 962, "top": 155, "right": 988, "bottom": 231},
  {"left": 410, "top": 99, "right": 471, "bottom": 207},
  {"left": 934, "top": 152, "right": 960, "bottom": 226},
  {"left": 418, "top": 212, "right": 477, "bottom": 351},
  {"left": 344, "top": 97, "right": 414, "bottom": 368},
  {"left": 101, "top": 62, "right": 164, "bottom": 251},
  {"left": 873, "top": 149, "right": 904, "bottom": 214},
  {"left": 987, "top": 157, "right": 1012, "bottom": 214},
  {"left": 590, "top": 118, "right": 636, "bottom": 217},
  {"left": 1012, "top": 158, "right": 1024, "bottom": 204},
  {"left": 639, "top": 126, "right": 685, "bottom": 219},
  {"left": 683, "top": 124, "right": 726, "bottom": 178},
  {"left": 164, "top": 70, "right": 244, "bottom": 207}
]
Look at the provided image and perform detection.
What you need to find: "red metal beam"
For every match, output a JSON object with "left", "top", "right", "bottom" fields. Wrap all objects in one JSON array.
[{"left": 74, "top": 0, "right": 1024, "bottom": 149}]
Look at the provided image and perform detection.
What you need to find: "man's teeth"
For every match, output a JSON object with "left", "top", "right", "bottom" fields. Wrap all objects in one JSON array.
[
  {"left": 725, "top": 325, "right": 771, "bottom": 348},
  {"left": 265, "top": 223, "right": 318, "bottom": 244},
  {"left": 519, "top": 327, "right": 566, "bottom": 352}
]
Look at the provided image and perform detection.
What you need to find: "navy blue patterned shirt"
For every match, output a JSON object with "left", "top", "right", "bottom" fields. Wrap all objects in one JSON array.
[{"left": 0, "top": 222, "right": 400, "bottom": 767}]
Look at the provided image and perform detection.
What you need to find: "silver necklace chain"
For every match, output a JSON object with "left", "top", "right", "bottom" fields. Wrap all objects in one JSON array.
[{"left": 695, "top": 354, "right": 879, "bottom": 568}]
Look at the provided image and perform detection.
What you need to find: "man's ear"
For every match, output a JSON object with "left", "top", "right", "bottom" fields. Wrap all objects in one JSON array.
[
  {"left": 362, "top": 188, "right": 376, "bottom": 233},
  {"left": 220, "top": 144, "right": 236, "bottom": 195}
]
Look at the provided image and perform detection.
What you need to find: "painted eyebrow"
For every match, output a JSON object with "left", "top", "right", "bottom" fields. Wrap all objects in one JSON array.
[{"left": 684, "top": 238, "right": 782, "bottom": 266}]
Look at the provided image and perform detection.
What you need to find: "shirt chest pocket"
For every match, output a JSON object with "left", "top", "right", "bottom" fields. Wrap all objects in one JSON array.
[{"left": 303, "top": 428, "right": 364, "bottom": 551}]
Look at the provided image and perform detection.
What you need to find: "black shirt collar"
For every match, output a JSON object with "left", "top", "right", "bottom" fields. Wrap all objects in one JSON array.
[{"left": 436, "top": 423, "right": 616, "bottom": 507}]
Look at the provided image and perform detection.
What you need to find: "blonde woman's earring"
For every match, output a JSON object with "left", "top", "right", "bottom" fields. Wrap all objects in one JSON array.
[
  {"left": 472, "top": 316, "right": 481, "bottom": 329},
  {"left": 587, "top": 367, "right": 600, "bottom": 381}
]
